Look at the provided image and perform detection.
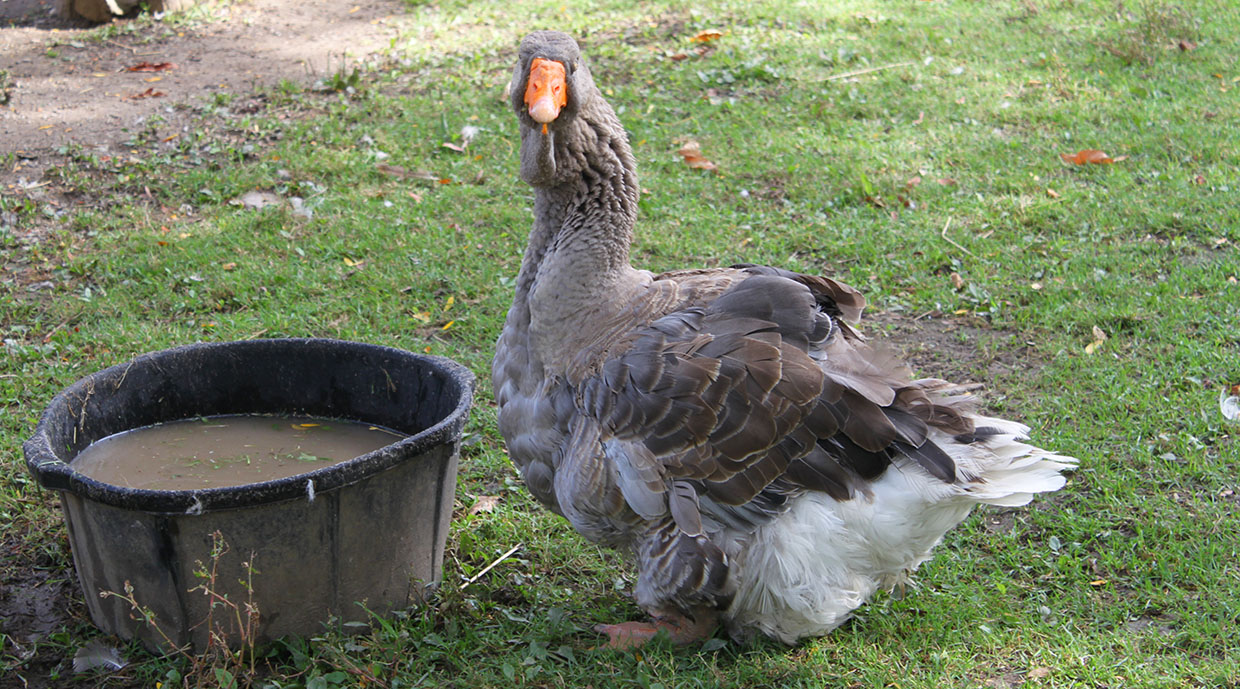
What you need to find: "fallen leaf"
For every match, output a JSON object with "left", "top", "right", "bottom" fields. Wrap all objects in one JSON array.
[
  {"left": 1060, "top": 149, "right": 1117, "bottom": 165},
  {"left": 905, "top": 175, "right": 922, "bottom": 189},
  {"left": 950, "top": 272, "right": 964, "bottom": 290},
  {"left": 1177, "top": 39, "right": 1197, "bottom": 51},
  {"left": 125, "top": 61, "right": 176, "bottom": 72},
  {"left": 443, "top": 295, "right": 455, "bottom": 312},
  {"left": 1031, "top": 281, "right": 1043, "bottom": 290},
  {"left": 912, "top": 111, "right": 924, "bottom": 125},
  {"left": 1046, "top": 188, "right": 1060, "bottom": 198},
  {"left": 442, "top": 142, "right": 466, "bottom": 152},
  {"left": 1084, "top": 325, "right": 1107, "bottom": 354},
  {"left": 468, "top": 495, "right": 500, "bottom": 516},
  {"left": 1028, "top": 667, "right": 1051, "bottom": 680},
  {"left": 668, "top": 52, "right": 689, "bottom": 61},
  {"left": 690, "top": 30, "right": 723, "bottom": 43},
  {"left": 127, "top": 87, "right": 165, "bottom": 100},
  {"left": 1089, "top": 579, "right": 1108, "bottom": 586},
  {"left": 1194, "top": 174, "right": 1206, "bottom": 185},
  {"left": 677, "top": 140, "right": 718, "bottom": 172},
  {"left": 222, "top": 262, "right": 237, "bottom": 271},
  {"left": 937, "top": 177, "right": 957, "bottom": 186}
]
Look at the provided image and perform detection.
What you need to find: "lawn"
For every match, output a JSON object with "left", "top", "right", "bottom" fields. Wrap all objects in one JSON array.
[{"left": 2, "top": 0, "right": 1238, "bottom": 687}]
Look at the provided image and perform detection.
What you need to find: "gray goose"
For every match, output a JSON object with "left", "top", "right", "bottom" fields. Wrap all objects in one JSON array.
[{"left": 492, "top": 31, "right": 1076, "bottom": 648}]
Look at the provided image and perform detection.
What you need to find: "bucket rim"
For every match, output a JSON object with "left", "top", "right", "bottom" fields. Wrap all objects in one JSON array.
[{"left": 22, "top": 338, "right": 475, "bottom": 515}]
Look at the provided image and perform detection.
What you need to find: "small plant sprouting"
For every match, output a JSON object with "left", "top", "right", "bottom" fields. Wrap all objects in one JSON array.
[{"left": 99, "top": 531, "right": 261, "bottom": 686}]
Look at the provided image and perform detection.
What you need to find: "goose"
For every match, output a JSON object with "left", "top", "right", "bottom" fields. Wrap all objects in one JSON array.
[{"left": 492, "top": 31, "right": 1077, "bottom": 648}]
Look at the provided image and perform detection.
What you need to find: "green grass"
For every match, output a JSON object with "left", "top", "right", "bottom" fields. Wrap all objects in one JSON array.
[{"left": 3, "top": 0, "right": 1239, "bottom": 686}]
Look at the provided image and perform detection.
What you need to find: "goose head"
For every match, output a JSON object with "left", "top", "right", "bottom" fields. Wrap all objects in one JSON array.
[{"left": 511, "top": 31, "right": 604, "bottom": 187}]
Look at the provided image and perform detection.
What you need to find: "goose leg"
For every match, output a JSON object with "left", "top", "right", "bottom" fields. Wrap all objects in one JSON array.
[{"left": 594, "top": 608, "right": 718, "bottom": 649}]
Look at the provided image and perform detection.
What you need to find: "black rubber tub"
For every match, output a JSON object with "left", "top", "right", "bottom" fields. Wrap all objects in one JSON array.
[{"left": 23, "top": 338, "right": 475, "bottom": 653}]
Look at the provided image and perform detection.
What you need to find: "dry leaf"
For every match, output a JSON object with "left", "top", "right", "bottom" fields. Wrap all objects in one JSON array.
[
  {"left": 468, "top": 495, "right": 500, "bottom": 515},
  {"left": 950, "top": 272, "right": 964, "bottom": 290},
  {"left": 125, "top": 61, "right": 176, "bottom": 72},
  {"left": 1028, "top": 667, "right": 1051, "bottom": 680},
  {"left": 127, "top": 87, "right": 165, "bottom": 100},
  {"left": 668, "top": 52, "right": 689, "bottom": 61},
  {"left": 906, "top": 175, "right": 922, "bottom": 189},
  {"left": 442, "top": 142, "right": 466, "bottom": 152},
  {"left": 1084, "top": 325, "right": 1107, "bottom": 354},
  {"left": 1060, "top": 149, "right": 1121, "bottom": 165},
  {"left": 1177, "top": 39, "right": 1197, "bottom": 51},
  {"left": 1089, "top": 578, "right": 1108, "bottom": 586},
  {"left": 690, "top": 30, "right": 723, "bottom": 43},
  {"left": 677, "top": 141, "right": 718, "bottom": 172},
  {"left": 1046, "top": 188, "right": 1060, "bottom": 198},
  {"left": 222, "top": 262, "right": 237, "bottom": 271},
  {"left": 937, "top": 177, "right": 957, "bottom": 186},
  {"left": 1031, "top": 281, "right": 1043, "bottom": 290}
]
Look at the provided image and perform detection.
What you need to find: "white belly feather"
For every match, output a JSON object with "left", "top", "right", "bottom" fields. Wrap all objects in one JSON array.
[{"left": 720, "top": 417, "right": 1075, "bottom": 644}]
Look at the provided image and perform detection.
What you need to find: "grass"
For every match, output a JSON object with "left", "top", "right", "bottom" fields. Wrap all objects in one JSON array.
[{"left": 2, "top": 0, "right": 1239, "bottom": 686}]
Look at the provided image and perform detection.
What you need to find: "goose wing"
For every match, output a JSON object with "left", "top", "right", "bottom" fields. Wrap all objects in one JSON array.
[{"left": 578, "top": 269, "right": 973, "bottom": 534}]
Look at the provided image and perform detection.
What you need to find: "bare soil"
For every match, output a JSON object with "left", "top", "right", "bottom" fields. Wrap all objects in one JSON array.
[{"left": 1, "top": 0, "right": 408, "bottom": 204}]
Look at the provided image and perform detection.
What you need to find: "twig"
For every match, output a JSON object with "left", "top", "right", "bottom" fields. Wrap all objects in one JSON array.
[
  {"left": 823, "top": 61, "right": 915, "bottom": 82},
  {"left": 940, "top": 218, "right": 977, "bottom": 258},
  {"left": 106, "top": 39, "right": 137, "bottom": 53},
  {"left": 459, "top": 543, "right": 522, "bottom": 590}
]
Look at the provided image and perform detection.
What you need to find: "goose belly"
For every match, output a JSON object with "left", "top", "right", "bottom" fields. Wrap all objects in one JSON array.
[
  {"left": 721, "top": 460, "right": 975, "bottom": 644},
  {"left": 721, "top": 421, "right": 1075, "bottom": 644}
]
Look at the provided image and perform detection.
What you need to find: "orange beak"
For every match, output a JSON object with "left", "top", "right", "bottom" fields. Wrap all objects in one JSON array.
[{"left": 524, "top": 57, "right": 567, "bottom": 130}]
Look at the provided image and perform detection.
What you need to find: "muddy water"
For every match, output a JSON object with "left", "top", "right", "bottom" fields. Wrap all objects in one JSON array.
[{"left": 71, "top": 415, "right": 406, "bottom": 491}]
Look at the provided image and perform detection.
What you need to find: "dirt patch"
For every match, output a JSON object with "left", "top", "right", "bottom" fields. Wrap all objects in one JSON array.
[
  {"left": 1, "top": 0, "right": 408, "bottom": 236},
  {"left": 0, "top": 568, "right": 77, "bottom": 644},
  {"left": 864, "top": 309, "right": 1042, "bottom": 385},
  {"left": 0, "top": 530, "right": 88, "bottom": 689}
]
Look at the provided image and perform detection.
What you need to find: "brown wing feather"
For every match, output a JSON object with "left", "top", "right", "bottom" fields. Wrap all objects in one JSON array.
[{"left": 578, "top": 269, "right": 974, "bottom": 522}]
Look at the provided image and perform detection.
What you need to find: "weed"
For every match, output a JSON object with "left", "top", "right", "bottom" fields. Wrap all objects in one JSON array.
[
  {"left": 99, "top": 531, "right": 260, "bottom": 688},
  {"left": 1095, "top": 1, "right": 1202, "bottom": 65}
]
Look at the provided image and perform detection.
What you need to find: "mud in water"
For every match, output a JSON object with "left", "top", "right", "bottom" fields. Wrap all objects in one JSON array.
[{"left": 70, "top": 415, "right": 406, "bottom": 491}]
